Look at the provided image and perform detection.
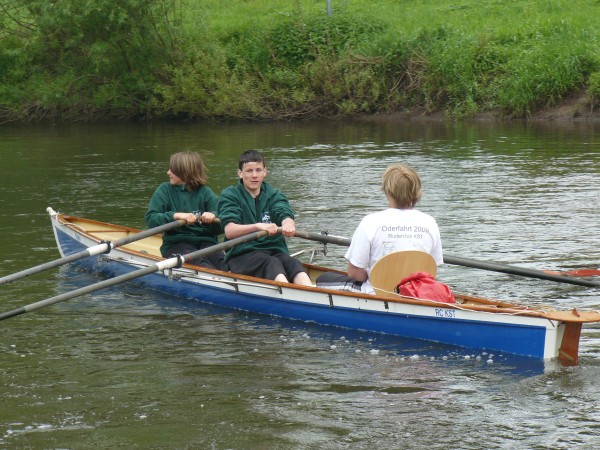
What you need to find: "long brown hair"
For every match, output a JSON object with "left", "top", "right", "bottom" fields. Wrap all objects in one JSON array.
[{"left": 169, "top": 151, "right": 208, "bottom": 192}]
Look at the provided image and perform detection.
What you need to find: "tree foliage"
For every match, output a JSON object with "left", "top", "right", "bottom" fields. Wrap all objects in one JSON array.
[
  {"left": 0, "top": 0, "right": 182, "bottom": 120},
  {"left": 1, "top": 0, "right": 600, "bottom": 122}
]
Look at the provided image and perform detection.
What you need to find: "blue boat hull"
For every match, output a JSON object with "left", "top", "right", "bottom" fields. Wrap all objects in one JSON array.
[{"left": 54, "top": 226, "right": 555, "bottom": 359}]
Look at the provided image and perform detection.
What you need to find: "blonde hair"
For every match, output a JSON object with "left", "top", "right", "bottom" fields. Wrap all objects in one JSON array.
[
  {"left": 382, "top": 164, "right": 422, "bottom": 209},
  {"left": 169, "top": 151, "right": 208, "bottom": 192}
]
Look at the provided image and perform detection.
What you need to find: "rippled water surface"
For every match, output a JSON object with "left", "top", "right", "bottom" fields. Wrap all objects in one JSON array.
[{"left": 1, "top": 119, "right": 599, "bottom": 448}]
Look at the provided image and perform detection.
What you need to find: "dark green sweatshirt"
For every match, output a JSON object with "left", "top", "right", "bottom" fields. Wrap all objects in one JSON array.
[
  {"left": 218, "top": 180, "right": 295, "bottom": 261},
  {"left": 145, "top": 182, "right": 222, "bottom": 256}
]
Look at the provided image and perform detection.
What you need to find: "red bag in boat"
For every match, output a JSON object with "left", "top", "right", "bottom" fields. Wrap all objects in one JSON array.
[{"left": 396, "top": 272, "right": 455, "bottom": 304}]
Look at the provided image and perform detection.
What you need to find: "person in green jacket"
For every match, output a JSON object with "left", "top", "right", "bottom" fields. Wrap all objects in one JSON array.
[
  {"left": 218, "top": 150, "right": 312, "bottom": 285},
  {"left": 145, "top": 151, "right": 227, "bottom": 271}
]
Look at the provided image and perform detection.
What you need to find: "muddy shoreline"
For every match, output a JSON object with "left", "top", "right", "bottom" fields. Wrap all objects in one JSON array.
[{"left": 357, "top": 92, "right": 600, "bottom": 124}]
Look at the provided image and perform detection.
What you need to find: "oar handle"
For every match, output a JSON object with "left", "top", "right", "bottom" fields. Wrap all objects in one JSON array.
[{"left": 112, "top": 213, "right": 222, "bottom": 248}]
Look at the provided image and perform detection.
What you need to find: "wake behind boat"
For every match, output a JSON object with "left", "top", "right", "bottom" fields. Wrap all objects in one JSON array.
[{"left": 43, "top": 207, "right": 600, "bottom": 364}]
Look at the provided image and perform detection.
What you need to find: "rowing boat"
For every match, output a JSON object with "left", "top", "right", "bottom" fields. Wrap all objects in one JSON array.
[{"left": 47, "top": 208, "right": 600, "bottom": 364}]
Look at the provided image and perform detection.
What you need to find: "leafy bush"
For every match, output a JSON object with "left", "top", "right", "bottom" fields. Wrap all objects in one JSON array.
[
  {"left": 3, "top": 0, "right": 600, "bottom": 121},
  {"left": 0, "top": 0, "right": 181, "bottom": 120},
  {"left": 266, "top": 14, "right": 384, "bottom": 68}
]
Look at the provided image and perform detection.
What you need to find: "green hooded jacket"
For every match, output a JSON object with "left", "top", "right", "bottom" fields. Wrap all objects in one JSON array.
[
  {"left": 145, "top": 182, "right": 222, "bottom": 256},
  {"left": 218, "top": 180, "right": 295, "bottom": 261}
]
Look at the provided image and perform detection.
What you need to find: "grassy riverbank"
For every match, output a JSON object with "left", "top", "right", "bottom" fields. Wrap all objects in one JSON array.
[{"left": 1, "top": 0, "right": 600, "bottom": 122}]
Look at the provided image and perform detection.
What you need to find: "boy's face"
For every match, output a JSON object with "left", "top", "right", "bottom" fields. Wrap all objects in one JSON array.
[{"left": 238, "top": 161, "right": 267, "bottom": 195}]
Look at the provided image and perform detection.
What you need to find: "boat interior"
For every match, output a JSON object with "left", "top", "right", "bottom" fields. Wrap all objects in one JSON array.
[{"left": 56, "top": 214, "right": 600, "bottom": 325}]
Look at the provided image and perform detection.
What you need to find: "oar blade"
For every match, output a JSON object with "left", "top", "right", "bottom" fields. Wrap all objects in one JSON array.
[{"left": 544, "top": 269, "right": 600, "bottom": 277}]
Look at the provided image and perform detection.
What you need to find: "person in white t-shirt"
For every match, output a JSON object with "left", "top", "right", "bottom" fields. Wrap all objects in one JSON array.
[{"left": 317, "top": 164, "right": 443, "bottom": 294}]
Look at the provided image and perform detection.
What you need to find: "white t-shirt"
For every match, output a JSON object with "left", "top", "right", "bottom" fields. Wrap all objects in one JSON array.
[{"left": 345, "top": 208, "right": 443, "bottom": 294}]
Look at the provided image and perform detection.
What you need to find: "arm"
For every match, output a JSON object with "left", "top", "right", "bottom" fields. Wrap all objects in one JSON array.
[
  {"left": 347, "top": 262, "right": 368, "bottom": 282},
  {"left": 344, "top": 218, "right": 371, "bottom": 282},
  {"left": 429, "top": 219, "right": 444, "bottom": 266},
  {"left": 145, "top": 185, "right": 175, "bottom": 227},
  {"left": 280, "top": 217, "right": 296, "bottom": 238},
  {"left": 268, "top": 187, "right": 296, "bottom": 237},
  {"left": 146, "top": 185, "right": 213, "bottom": 226},
  {"left": 269, "top": 186, "right": 295, "bottom": 229},
  {"left": 172, "top": 212, "right": 200, "bottom": 224},
  {"left": 218, "top": 185, "right": 277, "bottom": 238},
  {"left": 198, "top": 187, "right": 222, "bottom": 230},
  {"left": 224, "top": 222, "right": 279, "bottom": 239},
  {"left": 224, "top": 215, "right": 292, "bottom": 239}
]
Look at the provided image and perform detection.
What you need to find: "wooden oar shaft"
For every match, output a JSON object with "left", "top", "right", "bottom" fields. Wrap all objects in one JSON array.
[
  {"left": 0, "top": 216, "right": 193, "bottom": 286},
  {"left": 292, "top": 230, "right": 600, "bottom": 288},
  {"left": 0, "top": 229, "right": 267, "bottom": 321}
]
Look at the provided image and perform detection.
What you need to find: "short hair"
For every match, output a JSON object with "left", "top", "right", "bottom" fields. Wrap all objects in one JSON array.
[
  {"left": 382, "top": 164, "right": 423, "bottom": 209},
  {"left": 238, "top": 149, "right": 265, "bottom": 170},
  {"left": 169, "top": 151, "right": 208, "bottom": 192}
]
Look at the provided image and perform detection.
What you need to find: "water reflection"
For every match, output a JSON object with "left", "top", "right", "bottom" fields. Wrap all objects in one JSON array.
[{"left": 1, "top": 119, "right": 600, "bottom": 448}]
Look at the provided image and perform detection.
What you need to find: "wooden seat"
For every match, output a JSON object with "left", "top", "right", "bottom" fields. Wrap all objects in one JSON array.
[{"left": 369, "top": 251, "right": 437, "bottom": 298}]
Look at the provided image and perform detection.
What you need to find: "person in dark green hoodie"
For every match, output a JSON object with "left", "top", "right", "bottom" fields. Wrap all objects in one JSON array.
[
  {"left": 145, "top": 151, "right": 227, "bottom": 271},
  {"left": 218, "top": 150, "right": 312, "bottom": 286}
]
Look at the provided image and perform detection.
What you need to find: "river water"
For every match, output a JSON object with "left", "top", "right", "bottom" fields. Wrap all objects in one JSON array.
[{"left": 1, "top": 119, "right": 599, "bottom": 449}]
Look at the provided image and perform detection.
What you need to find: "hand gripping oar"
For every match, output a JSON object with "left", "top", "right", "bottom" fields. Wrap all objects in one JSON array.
[
  {"left": 0, "top": 208, "right": 205, "bottom": 286},
  {"left": 0, "top": 229, "right": 269, "bottom": 321},
  {"left": 292, "top": 230, "right": 600, "bottom": 288}
]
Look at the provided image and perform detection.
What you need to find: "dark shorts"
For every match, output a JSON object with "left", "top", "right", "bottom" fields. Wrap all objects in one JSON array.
[
  {"left": 316, "top": 272, "right": 363, "bottom": 292},
  {"left": 227, "top": 251, "right": 307, "bottom": 281},
  {"left": 164, "top": 242, "right": 228, "bottom": 271}
]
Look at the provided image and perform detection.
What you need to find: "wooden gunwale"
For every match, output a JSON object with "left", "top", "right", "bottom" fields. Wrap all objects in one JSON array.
[{"left": 58, "top": 214, "right": 600, "bottom": 325}]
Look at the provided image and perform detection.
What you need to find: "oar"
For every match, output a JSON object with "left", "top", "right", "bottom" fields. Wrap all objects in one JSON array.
[
  {"left": 0, "top": 229, "right": 269, "bottom": 321},
  {"left": 292, "top": 230, "right": 600, "bottom": 288},
  {"left": 0, "top": 210, "right": 205, "bottom": 286},
  {"left": 293, "top": 230, "right": 351, "bottom": 247},
  {"left": 442, "top": 254, "right": 600, "bottom": 288}
]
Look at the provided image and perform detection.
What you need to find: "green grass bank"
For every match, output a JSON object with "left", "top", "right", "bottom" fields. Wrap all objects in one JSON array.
[{"left": 1, "top": 0, "right": 600, "bottom": 122}]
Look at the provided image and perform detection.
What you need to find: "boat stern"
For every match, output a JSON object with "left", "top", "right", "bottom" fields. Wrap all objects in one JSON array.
[{"left": 558, "top": 321, "right": 582, "bottom": 365}]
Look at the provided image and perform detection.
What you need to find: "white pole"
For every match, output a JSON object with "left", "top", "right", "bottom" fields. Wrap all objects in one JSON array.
[{"left": 327, "top": 0, "right": 332, "bottom": 16}]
